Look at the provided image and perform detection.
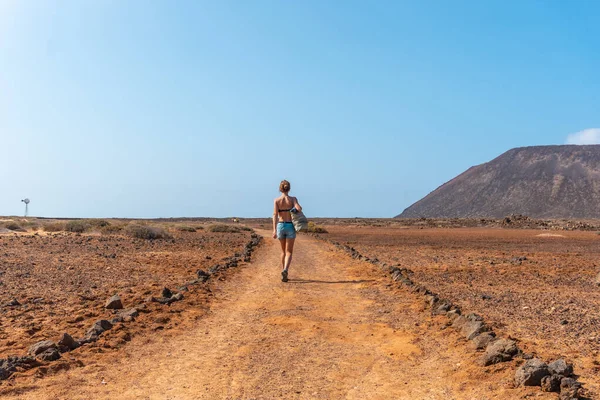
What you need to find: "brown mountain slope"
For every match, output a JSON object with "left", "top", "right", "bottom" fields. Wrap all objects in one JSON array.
[{"left": 398, "top": 145, "right": 600, "bottom": 219}]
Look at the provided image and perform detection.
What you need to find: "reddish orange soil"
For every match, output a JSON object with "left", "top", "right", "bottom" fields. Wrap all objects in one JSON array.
[
  {"left": 0, "top": 230, "right": 560, "bottom": 399},
  {"left": 0, "top": 227, "right": 252, "bottom": 366},
  {"left": 1, "top": 221, "right": 598, "bottom": 399},
  {"left": 324, "top": 225, "right": 600, "bottom": 397}
]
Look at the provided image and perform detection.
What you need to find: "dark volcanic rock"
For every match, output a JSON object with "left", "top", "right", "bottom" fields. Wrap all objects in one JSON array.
[
  {"left": 548, "top": 359, "right": 574, "bottom": 377},
  {"left": 28, "top": 340, "right": 58, "bottom": 356},
  {"left": 541, "top": 374, "right": 562, "bottom": 393},
  {"left": 161, "top": 287, "right": 173, "bottom": 298},
  {"left": 119, "top": 308, "right": 139, "bottom": 319},
  {"left": 452, "top": 313, "right": 489, "bottom": 340},
  {"left": 398, "top": 145, "right": 600, "bottom": 219},
  {"left": 480, "top": 338, "right": 518, "bottom": 366},
  {"left": 58, "top": 333, "right": 79, "bottom": 352},
  {"left": 105, "top": 294, "right": 123, "bottom": 309},
  {"left": 559, "top": 377, "right": 581, "bottom": 400},
  {"left": 515, "top": 358, "right": 550, "bottom": 386},
  {"left": 37, "top": 347, "right": 61, "bottom": 361},
  {"left": 85, "top": 319, "right": 113, "bottom": 339},
  {"left": 196, "top": 269, "right": 209, "bottom": 282},
  {"left": 5, "top": 298, "right": 20, "bottom": 307},
  {"left": 471, "top": 332, "right": 496, "bottom": 351}
]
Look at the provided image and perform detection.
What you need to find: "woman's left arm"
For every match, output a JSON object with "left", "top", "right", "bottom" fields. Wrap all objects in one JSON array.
[{"left": 293, "top": 197, "right": 302, "bottom": 212}]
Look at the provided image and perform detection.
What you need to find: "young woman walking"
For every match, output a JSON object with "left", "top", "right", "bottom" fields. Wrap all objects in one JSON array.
[{"left": 273, "top": 180, "right": 302, "bottom": 282}]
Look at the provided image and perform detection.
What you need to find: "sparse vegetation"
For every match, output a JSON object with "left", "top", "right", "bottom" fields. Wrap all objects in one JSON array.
[
  {"left": 208, "top": 224, "right": 241, "bottom": 233},
  {"left": 177, "top": 226, "right": 197, "bottom": 232},
  {"left": 307, "top": 222, "right": 328, "bottom": 233},
  {"left": 86, "top": 219, "right": 111, "bottom": 228},
  {"left": 126, "top": 224, "right": 172, "bottom": 240},
  {"left": 101, "top": 224, "right": 125, "bottom": 234},
  {"left": 43, "top": 222, "right": 65, "bottom": 232},
  {"left": 65, "top": 220, "right": 91, "bottom": 233},
  {"left": 4, "top": 221, "right": 23, "bottom": 231}
]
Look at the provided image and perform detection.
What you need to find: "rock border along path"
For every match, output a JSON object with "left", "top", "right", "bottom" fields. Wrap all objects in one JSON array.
[
  {"left": 322, "top": 236, "right": 586, "bottom": 400},
  {"left": 0, "top": 231, "right": 262, "bottom": 384}
]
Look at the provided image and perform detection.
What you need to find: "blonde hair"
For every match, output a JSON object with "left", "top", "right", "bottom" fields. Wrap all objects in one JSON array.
[{"left": 279, "top": 180, "right": 291, "bottom": 193}]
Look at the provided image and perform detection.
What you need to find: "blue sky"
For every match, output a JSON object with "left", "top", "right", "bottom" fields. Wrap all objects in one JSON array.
[{"left": 1, "top": 0, "right": 599, "bottom": 218}]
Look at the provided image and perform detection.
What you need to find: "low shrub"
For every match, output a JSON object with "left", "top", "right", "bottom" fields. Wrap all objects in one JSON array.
[
  {"left": 43, "top": 222, "right": 65, "bottom": 232},
  {"left": 86, "top": 219, "right": 110, "bottom": 228},
  {"left": 307, "top": 222, "right": 328, "bottom": 233},
  {"left": 126, "top": 224, "right": 172, "bottom": 240},
  {"left": 4, "top": 222, "right": 23, "bottom": 231},
  {"left": 101, "top": 224, "right": 124, "bottom": 234},
  {"left": 65, "top": 220, "right": 91, "bottom": 233},
  {"left": 177, "top": 226, "right": 197, "bottom": 232},
  {"left": 208, "top": 224, "right": 240, "bottom": 233}
]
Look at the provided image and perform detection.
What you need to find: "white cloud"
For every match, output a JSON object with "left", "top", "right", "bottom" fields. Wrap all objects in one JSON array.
[{"left": 566, "top": 128, "right": 600, "bottom": 145}]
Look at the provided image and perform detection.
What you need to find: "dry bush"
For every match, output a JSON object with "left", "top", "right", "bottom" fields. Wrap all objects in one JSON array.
[
  {"left": 101, "top": 224, "right": 125, "bottom": 234},
  {"left": 65, "top": 220, "right": 91, "bottom": 233},
  {"left": 307, "top": 222, "right": 328, "bottom": 233},
  {"left": 126, "top": 224, "right": 172, "bottom": 240},
  {"left": 20, "top": 220, "right": 41, "bottom": 231},
  {"left": 207, "top": 224, "right": 241, "bottom": 233},
  {"left": 3, "top": 221, "right": 23, "bottom": 231},
  {"left": 86, "top": 219, "right": 110, "bottom": 228},
  {"left": 177, "top": 226, "right": 197, "bottom": 232},
  {"left": 43, "top": 222, "right": 65, "bottom": 232}
]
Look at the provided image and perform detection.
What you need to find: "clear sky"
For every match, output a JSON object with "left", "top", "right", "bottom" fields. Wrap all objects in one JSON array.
[{"left": 1, "top": 0, "right": 599, "bottom": 218}]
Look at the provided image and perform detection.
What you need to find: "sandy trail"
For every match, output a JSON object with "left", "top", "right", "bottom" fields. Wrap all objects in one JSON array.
[{"left": 3, "top": 231, "right": 547, "bottom": 399}]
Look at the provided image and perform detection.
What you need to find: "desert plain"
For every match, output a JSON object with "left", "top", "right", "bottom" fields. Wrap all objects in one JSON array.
[{"left": 0, "top": 217, "right": 598, "bottom": 399}]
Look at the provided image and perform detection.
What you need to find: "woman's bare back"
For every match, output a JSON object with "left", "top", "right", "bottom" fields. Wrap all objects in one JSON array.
[{"left": 275, "top": 195, "right": 299, "bottom": 223}]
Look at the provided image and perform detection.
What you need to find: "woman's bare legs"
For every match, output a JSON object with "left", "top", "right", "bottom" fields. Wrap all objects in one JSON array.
[
  {"left": 284, "top": 238, "right": 295, "bottom": 271},
  {"left": 279, "top": 239, "right": 286, "bottom": 270}
]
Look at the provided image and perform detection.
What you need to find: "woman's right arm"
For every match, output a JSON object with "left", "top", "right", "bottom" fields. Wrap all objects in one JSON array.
[{"left": 272, "top": 200, "right": 278, "bottom": 238}]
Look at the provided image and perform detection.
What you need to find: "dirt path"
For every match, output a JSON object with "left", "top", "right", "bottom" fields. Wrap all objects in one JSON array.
[{"left": 2, "top": 231, "right": 549, "bottom": 399}]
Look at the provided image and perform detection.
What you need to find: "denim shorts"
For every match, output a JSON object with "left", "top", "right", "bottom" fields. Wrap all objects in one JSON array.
[{"left": 277, "top": 222, "right": 296, "bottom": 239}]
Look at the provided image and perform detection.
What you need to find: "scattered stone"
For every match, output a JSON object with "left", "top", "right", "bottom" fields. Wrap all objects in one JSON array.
[
  {"left": 560, "top": 377, "right": 581, "bottom": 400},
  {"left": 105, "top": 294, "right": 123, "bottom": 310},
  {"left": 172, "top": 293, "right": 184, "bottom": 301},
  {"left": 5, "top": 298, "right": 20, "bottom": 307},
  {"left": 28, "top": 340, "right": 58, "bottom": 356},
  {"left": 548, "top": 359, "right": 573, "bottom": 377},
  {"left": 541, "top": 374, "right": 562, "bottom": 393},
  {"left": 471, "top": 332, "right": 497, "bottom": 351},
  {"left": 515, "top": 358, "right": 549, "bottom": 386},
  {"left": 119, "top": 308, "right": 139, "bottom": 319},
  {"left": 86, "top": 319, "right": 113, "bottom": 338},
  {"left": 435, "top": 302, "right": 451, "bottom": 314},
  {"left": 481, "top": 338, "right": 518, "bottom": 366},
  {"left": 196, "top": 269, "right": 209, "bottom": 280},
  {"left": 452, "top": 313, "right": 489, "bottom": 340},
  {"left": 57, "top": 333, "right": 79, "bottom": 352},
  {"left": 37, "top": 347, "right": 61, "bottom": 362},
  {"left": 161, "top": 287, "right": 173, "bottom": 298},
  {"left": 446, "top": 309, "right": 461, "bottom": 321}
]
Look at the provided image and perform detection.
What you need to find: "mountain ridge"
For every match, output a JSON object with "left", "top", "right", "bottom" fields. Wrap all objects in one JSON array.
[{"left": 397, "top": 144, "right": 600, "bottom": 219}]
